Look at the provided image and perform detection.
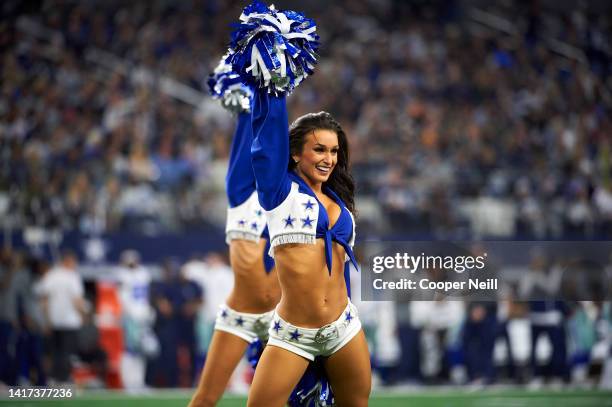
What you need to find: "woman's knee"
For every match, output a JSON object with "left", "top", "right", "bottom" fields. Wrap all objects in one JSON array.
[
  {"left": 330, "top": 373, "right": 371, "bottom": 406},
  {"left": 247, "top": 373, "right": 298, "bottom": 407},
  {"left": 336, "top": 387, "right": 371, "bottom": 407}
]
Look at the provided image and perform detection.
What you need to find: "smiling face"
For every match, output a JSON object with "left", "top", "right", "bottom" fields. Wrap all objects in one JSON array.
[{"left": 292, "top": 129, "right": 339, "bottom": 189}]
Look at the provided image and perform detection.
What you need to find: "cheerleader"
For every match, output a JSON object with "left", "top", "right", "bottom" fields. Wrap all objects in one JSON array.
[
  {"left": 226, "top": 3, "right": 372, "bottom": 405},
  {"left": 188, "top": 59, "right": 280, "bottom": 407}
]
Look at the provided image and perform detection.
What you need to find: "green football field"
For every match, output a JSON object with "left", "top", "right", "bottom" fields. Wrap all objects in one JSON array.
[{"left": 2, "top": 389, "right": 612, "bottom": 407}]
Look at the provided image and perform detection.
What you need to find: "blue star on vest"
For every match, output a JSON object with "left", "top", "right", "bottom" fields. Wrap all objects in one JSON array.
[
  {"left": 303, "top": 200, "right": 315, "bottom": 210},
  {"left": 301, "top": 216, "right": 314, "bottom": 228},
  {"left": 238, "top": 219, "right": 246, "bottom": 227},
  {"left": 220, "top": 309, "right": 228, "bottom": 319},
  {"left": 255, "top": 209, "right": 263, "bottom": 217},
  {"left": 273, "top": 320, "right": 282, "bottom": 333},
  {"left": 251, "top": 222, "right": 258, "bottom": 231},
  {"left": 283, "top": 215, "right": 295, "bottom": 228},
  {"left": 345, "top": 311, "right": 353, "bottom": 323},
  {"left": 290, "top": 329, "right": 302, "bottom": 341},
  {"left": 235, "top": 316, "right": 245, "bottom": 326}
]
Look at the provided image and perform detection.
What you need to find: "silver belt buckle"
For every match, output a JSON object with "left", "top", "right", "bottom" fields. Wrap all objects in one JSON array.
[
  {"left": 253, "top": 317, "right": 267, "bottom": 333},
  {"left": 314, "top": 323, "right": 338, "bottom": 344}
]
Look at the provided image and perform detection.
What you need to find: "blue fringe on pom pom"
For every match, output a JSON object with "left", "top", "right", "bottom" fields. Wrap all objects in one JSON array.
[
  {"left": 207, "top": 51, "right": 253, "bottom": 113},
  {"left": 227, "top": 1, "right": 319, "bottom": 95},
  {"left": 288, "top": 359, "right": 334, "bottom": 407},
  {"left": 246, "top": 338, "right": 264, "bottom": 369}
]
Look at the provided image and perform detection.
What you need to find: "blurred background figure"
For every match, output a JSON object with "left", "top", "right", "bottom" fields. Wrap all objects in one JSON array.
[
  {"left": 567, "top": 301, "right": 597, "bottom": 388},
  {"left": 495, "top": 282, "right": 520, "bottom": 384},
  {"left": 74, "top": 307, "right": 108, "bottom": 388},
  {"left": 600, "top": 301, "right": 612, "bottom": 390},
  {"left": 116, "top": 249, "right": 155, "bottom": 390},
  {"left": 37, "top": 250, "right": 87, "bottom": 384},
  {"left": 0, "top": 249, "right": 29, "bottom": 386},
  {"left": 463, "top": 301, "right": 498, "bottom": 385},
  {"left": 410, "top": 300, "right": 465, "bottom": 385},
  {"left": 519, "top": 251, "right": 568, "bottom": 388},
  {"left": 16, "top": 256, "right": 50, "bottom": 386},
  {"left": 148, "top": 258, "right": 201, "bottom": 387},
  {"left": 182, "top": 252, "right": 233, "bottom": 379},
  {"left": 176, "top": 263, "right": 203, "bottom": 387},
  {"left": 148, "top": 259, "right": 181, "bottom": 388}
]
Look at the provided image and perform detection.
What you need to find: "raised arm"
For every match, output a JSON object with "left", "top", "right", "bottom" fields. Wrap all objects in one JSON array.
[
  {"left": 226, "top": 111, "right": 257, "bottom": 207},
  {"left": 250, "top": 90, "right": 291, "bottom": 210}
]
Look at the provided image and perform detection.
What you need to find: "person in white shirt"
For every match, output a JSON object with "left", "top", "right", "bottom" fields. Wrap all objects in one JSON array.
[
  {"left": 38, "top": 250, "right": 86, "bottom": 383},
  {"left": 183, "top": 253, "right": 233, "bottom": 361}
]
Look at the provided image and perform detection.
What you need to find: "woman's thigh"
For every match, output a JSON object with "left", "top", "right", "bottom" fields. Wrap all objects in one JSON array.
[
  {"left": 324, "top": 330, "right": 371, "bottom": 406},
  {"left": 189, "top": 330, "right": 249, "bottom": 407},
  {"left": 247, "top": 345, "right": 309, "bottom": 407}
]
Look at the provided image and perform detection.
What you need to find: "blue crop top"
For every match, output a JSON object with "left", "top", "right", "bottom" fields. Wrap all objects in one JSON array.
[
  {"left": 225, "top": 111, "right": 274, "bottom": 273},
  {"left": 250, "top": 90, "right": 358, "bottom": 293}
]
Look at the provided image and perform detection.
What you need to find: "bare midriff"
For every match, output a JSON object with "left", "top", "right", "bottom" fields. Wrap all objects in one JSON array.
[
  {"left": 226, "top": 239, "right": 281, "bottom": 313},
  {"left": 273, "top": 239, "right": 348, "bottom": 328}
]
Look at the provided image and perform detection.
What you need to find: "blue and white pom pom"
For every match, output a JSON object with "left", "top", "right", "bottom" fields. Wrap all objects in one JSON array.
[
  {"left": 227, "top": 1, "right": 319, "bottom": 95},
  {"left": 207, "top": 52, "right": 253, "bottom": 113}
]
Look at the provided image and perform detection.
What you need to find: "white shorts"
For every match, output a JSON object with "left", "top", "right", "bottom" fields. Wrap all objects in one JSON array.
[
  {"left": 267, "top": 302, "right": 362, "bottom": 361},
  {"left": 214, "top": 305, "right": 274, "bottom": 344}
]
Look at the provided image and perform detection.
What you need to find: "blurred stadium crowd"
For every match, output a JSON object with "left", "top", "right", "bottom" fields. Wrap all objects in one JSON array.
[
  {"left": 1, "top": 0, "right": 611, "bottom": 238},
  {"left": 1, "top": 0, "right": 612, "bottom": 393}
]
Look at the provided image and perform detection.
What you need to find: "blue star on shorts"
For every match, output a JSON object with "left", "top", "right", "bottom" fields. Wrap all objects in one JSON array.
[
  {"left": 345, "top": 311, "right": 353, "bottom": 323},
  {"left": 220, "top": 309, "right": 228, "bottom": 319},
  {"left": 290, "top": 329, "right": 302, "bottom": 341},
  {"left": 235, "top": 316, "right": 245, "bottom": 326},
  {"left": 273, "top": 320, "right": 282, "bottom": 333}
]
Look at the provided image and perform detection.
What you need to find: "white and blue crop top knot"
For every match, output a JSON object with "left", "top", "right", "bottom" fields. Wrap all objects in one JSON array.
[
  {"left": 250, "top": 90, "right": 358, "bottom": 294},
  {"left": 225, "top": 110, "right": 274, "bottom": 273}
]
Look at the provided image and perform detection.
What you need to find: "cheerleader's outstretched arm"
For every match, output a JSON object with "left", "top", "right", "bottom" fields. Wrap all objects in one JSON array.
[
  {"left": 226, "top": 111, "right": 257, "bottom": 207},
  {"left": 251, "top": 90, "right": 291, "bottom": 211}
]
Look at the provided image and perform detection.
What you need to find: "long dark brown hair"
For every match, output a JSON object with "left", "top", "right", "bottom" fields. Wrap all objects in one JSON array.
[{"left": 288, "top": 112, "right": 356, "bottom": 214}]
